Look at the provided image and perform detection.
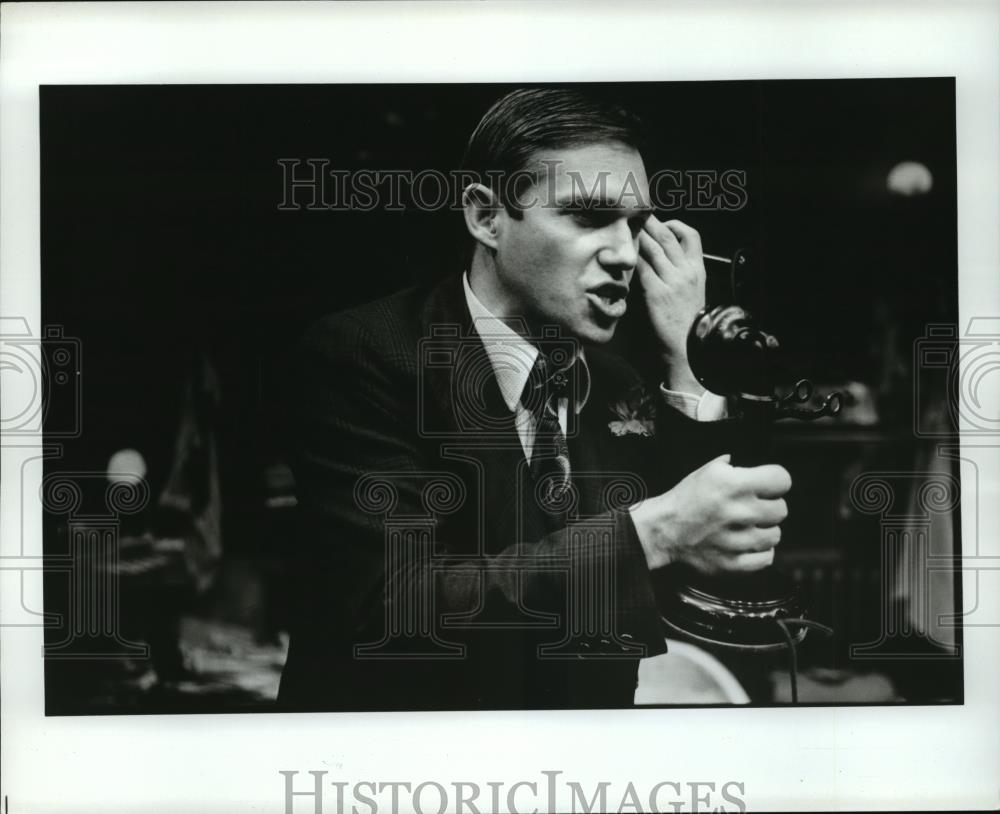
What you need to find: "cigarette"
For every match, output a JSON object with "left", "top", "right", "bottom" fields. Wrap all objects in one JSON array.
[{"left": 702, "top": 253, "right": 731, "bottom": 264}]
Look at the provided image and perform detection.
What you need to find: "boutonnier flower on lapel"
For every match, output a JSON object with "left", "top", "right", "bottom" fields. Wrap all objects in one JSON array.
[{"left": 608, "top": 386, "right": 656, "bottom": 437}]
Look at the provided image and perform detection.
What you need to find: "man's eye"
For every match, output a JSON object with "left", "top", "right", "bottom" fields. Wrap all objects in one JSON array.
[{"left": 568, "top": 208, "right": 614, "bottom": 227}]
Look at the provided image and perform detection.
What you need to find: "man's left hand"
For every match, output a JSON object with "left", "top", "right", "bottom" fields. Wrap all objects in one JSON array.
[{"left": 636, "top": 216, "right": 706, "bottom": 393}]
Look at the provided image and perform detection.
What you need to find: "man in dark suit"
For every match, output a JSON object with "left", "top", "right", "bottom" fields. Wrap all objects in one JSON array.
[{"left": 278, "top": 88, "right": 791, "bottom": 710}]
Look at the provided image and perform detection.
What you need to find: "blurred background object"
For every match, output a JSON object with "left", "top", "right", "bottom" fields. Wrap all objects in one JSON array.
[{"left": 887, "top": 160, "right": 933, "bottom": 197}]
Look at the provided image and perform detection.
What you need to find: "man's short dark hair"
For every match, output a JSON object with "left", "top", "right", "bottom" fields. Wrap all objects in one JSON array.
[{"left": 461, "top": 87, "right": 646, "bottom": 218}]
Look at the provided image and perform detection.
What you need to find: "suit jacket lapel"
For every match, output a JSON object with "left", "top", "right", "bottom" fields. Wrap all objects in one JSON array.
[
  {"left": 420, "top": 275, "right": 537, "bottom": 549},
  {"left": 569, "top": 347, "right": 648, "bottom": 518}
]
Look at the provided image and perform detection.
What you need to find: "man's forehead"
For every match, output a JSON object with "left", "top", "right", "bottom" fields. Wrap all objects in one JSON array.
[{"left": 526, "top": 143, "right": 651, "bottom": 210}]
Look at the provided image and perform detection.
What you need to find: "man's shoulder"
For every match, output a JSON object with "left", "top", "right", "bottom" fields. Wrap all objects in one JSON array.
[
  {"left": 297, "top": 275, "right": 467, "bottom": 368},
  {"left": 301, "top": 284, "right": 426, "bottom": 351}
]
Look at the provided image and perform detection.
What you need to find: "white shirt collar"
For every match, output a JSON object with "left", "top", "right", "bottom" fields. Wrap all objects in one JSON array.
[{"left": 462, "top": 272, "right": 590, "bottom": 413}]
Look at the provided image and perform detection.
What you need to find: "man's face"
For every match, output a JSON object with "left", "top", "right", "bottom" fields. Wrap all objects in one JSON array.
[{"left": 491, "top": 142, "right": 652, "bottom": 345}]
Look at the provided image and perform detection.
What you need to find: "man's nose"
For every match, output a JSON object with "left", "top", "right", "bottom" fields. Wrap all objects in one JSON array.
[{"left": 598, "top": 221, "right": 639, "bottom": 277}]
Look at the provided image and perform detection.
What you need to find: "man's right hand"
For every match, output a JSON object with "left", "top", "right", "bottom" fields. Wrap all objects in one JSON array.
[{"left": 630, "top": 454, "right": 791, "bottom": 574}]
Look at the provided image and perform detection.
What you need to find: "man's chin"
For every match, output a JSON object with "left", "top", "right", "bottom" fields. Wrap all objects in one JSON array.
[
  {"left": 533, "top": 313, "right": 618, "bottom": 346},
  {"left": 575, "top": 320, "right": 619, "bottom": 346}
]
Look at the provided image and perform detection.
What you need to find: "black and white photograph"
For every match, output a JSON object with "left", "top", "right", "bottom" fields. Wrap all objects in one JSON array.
[
  {"left": 2, "top": 3, "right": 998, "bottom": 813},
  {"left": 38, "top": 79, "right": 963, "bottom": 714}
]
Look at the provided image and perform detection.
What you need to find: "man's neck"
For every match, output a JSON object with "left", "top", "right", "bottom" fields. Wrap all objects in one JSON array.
[{"left": 467, "top": 254, "right": 536, "bottom": 340}]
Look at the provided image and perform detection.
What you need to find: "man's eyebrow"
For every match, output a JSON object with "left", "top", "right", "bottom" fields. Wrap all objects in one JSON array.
[{"left": 554, "top": 193, "right": 653, "bottom": 217}]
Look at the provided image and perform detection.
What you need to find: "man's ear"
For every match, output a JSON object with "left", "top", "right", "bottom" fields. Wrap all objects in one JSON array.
[{"left": 462, "top": 183, "right": 502, "bottom": 251}]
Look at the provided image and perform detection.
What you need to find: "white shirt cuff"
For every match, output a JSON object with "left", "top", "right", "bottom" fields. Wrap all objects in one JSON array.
[{"left": 659, "top": 384, "right": 728, "bottom": 421}]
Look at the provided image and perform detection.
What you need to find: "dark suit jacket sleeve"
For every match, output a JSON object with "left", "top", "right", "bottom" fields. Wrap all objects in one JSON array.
[
  {"left": 653, "top": 390, "right": 742, "bottom": 487},
  {"left": 280, "top": 311, "right": 668, "bottom": 707}
]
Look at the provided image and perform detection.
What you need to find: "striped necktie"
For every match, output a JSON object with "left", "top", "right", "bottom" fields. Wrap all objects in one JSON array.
[{"left": 521, "top": 353, "right": 574, "bottom": 512}]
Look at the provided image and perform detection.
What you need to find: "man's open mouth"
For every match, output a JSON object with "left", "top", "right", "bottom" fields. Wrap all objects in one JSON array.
[{"left": 587, "top": 284, "right": 629, "bottom": 319}]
